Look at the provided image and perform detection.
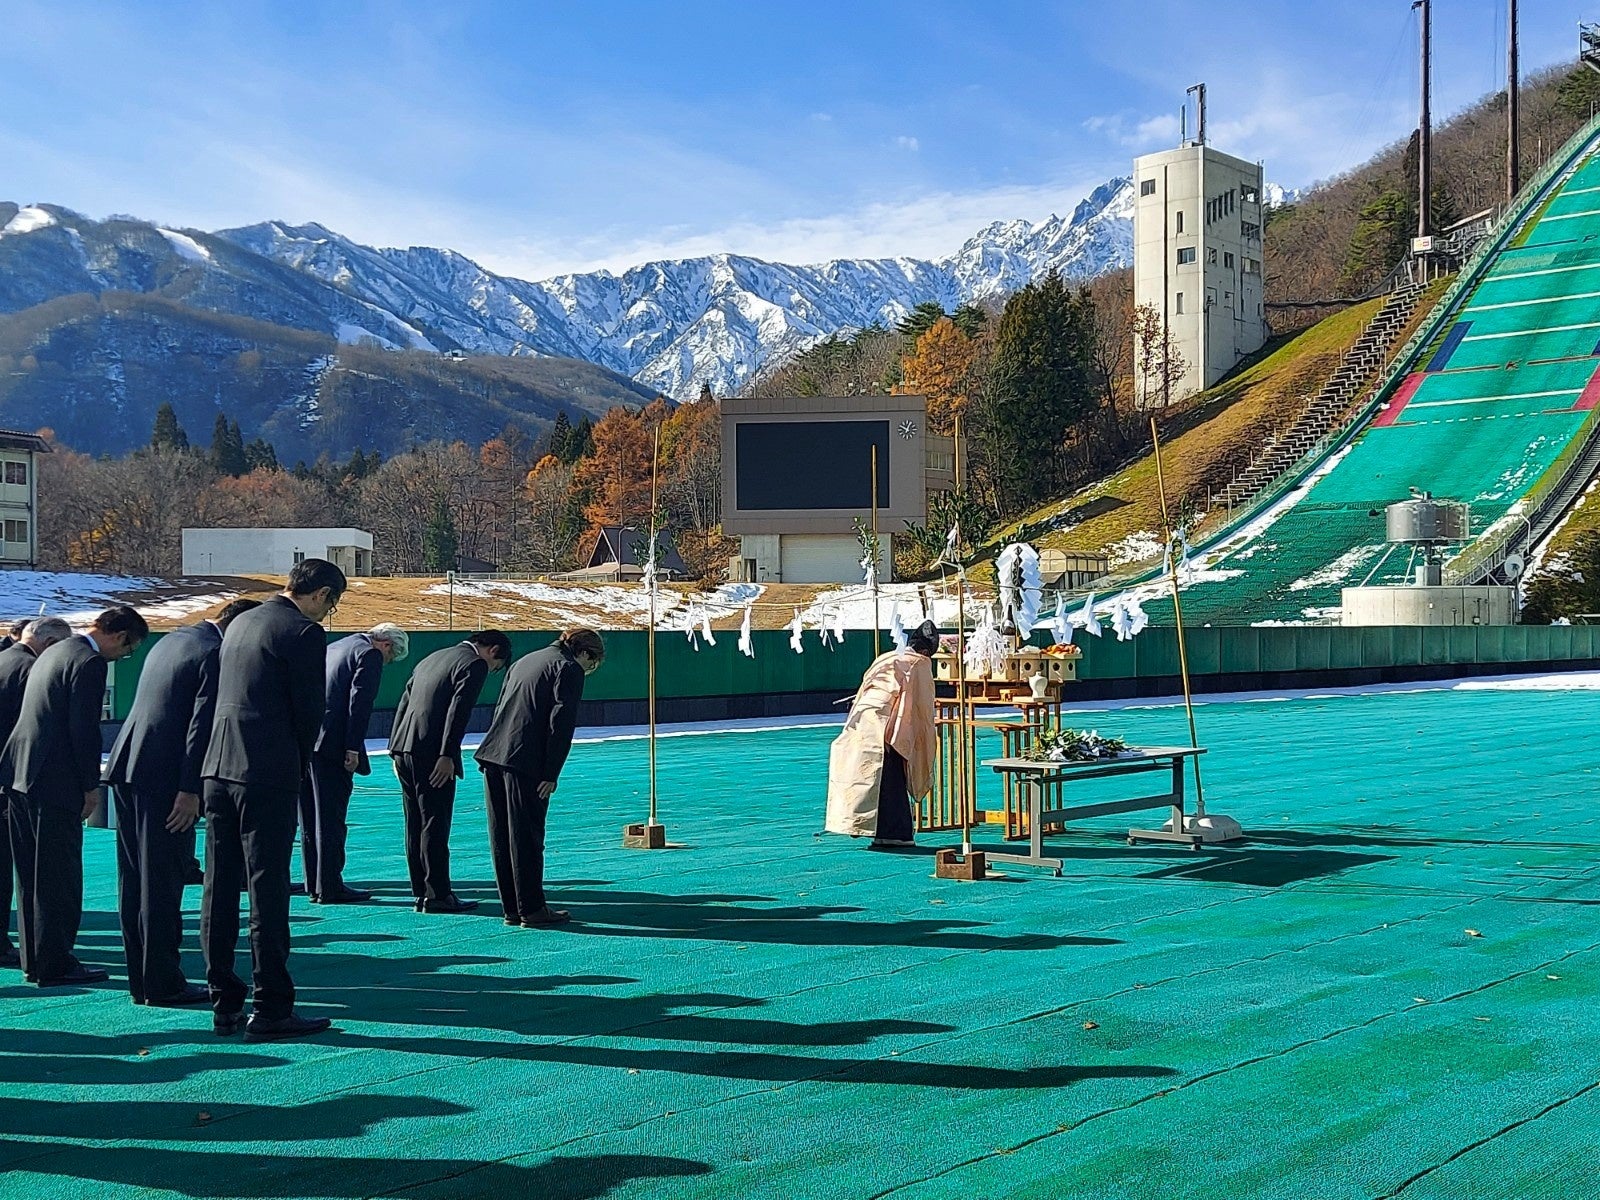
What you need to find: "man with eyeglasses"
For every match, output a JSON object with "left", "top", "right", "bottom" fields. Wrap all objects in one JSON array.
[{"left": 200, "top": 558, "right": 344, "bottom": 1042}]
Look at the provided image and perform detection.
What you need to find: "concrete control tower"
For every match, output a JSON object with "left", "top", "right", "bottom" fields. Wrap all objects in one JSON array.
[{"left": 1132, "top": 84, "right": 1269, "bottom": 403}]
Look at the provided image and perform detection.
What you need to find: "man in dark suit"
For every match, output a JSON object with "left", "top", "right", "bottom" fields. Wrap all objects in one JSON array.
[
  {"left": 103, "top": 598, "right": 261, "bottom": 1006},
  {"left": 0, "top": 607, "right": 147, "bottom": 986},
  {"left": 0, "top": 617, "right": 72, "bottom": 972},
  {"left": 476, "top": 627, "right": 603, "bottom": 928},
  {"left": 300, "top": 622, "right": 408, "bottom": 903},
  {"left": 201, "top": 560, "right": 343, "bottom": 1042},
  {"left": 389, "top": 630, "right": 511, "bottom": 914},
  {"left": 0, "top": 618, "right": 29, "bottom": 654}
]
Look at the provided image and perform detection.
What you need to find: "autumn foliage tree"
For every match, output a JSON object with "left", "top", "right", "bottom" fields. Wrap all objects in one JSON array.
[
  {"left": 573, "top": 406, "right": 656, "bottom": 535},
  {"left": 898, "top": 316, "right": 977, "bottom": 435}
]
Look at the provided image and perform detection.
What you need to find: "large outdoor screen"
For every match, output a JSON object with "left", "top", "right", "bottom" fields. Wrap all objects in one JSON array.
[{"left": 735, "top": 420, "right": 890, "bottom": 510}]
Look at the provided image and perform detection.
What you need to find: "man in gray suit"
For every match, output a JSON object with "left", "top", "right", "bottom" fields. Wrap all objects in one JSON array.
[
  {"left": 300, "top": 622, "right": 408, "bottom": 903},
  {"left": 0, "top": 607, "right": 147, "bottom": 987},
  {"left": 0, "top": 617, "right": 72, "bottom": 972},
  {"left": 389, "top": 630, "right": 511, "bottom": 913},
  {"left": 476, "top": 628, "right": 603, "bottom": 928},
  {"left": 104, "top": 598, "right": 261, "bottom": 1006},
  {"left": 201, "top": 560, "right": 342, "bottom": 1042}
]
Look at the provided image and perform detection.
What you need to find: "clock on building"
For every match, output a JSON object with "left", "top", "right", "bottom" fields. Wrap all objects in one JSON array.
[{"left": 898, "top": 420, "right": 917, "bottom": 439}]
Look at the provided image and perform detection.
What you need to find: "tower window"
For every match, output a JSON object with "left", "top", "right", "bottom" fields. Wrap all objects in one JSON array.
[
  {"left": 1177, "top": 247, "right": 1196, "bottom": 265},
  {"left": 1175, "top": 211, "right": 1184, "bottom": 233},
  {"left": 1175, "top": 292, "right": 1185, "bottom": 314},
  {"left": 1140, "top": 179, "right": 1157, "bottom": 196}
]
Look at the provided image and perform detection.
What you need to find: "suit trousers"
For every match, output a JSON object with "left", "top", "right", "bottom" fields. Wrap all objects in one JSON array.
[
  {"left": 876, "top": 749, "right": 915, "bottom": 843},
  {"left": 299, "top": 757, "right": 355, "bottom": 898},
  {"left": 201, "top": 779, "right": 297, "bottom": 1019},
  {"left": 113, "top": 786, "right": 190, "bottom": 1002},
  {"left": 482, "top": 766, "right": 550, "bottom": 920},
  {"left": 1, "top": 789, "right": 13, "bottom": 956},
  {"left": 5, "top": 790, "right": 34, "bottom": 971},
  {"left": 19, "top": 795, "right": 86, "bottom": 981},
  {"left": 393, "top": 754, "right": 457, "bottom": 902}
]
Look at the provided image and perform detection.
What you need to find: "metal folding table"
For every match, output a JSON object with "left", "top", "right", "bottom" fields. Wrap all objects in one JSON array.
[{"left": 983, "top": 747, "right": 1208, "bottom": 875}]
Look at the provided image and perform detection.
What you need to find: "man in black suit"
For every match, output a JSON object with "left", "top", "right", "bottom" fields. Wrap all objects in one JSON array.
[
  {"left": 0, "top": 618, "right": 29, "bottom": 653},
  {"left": 201, "top": 560, "right": 343, "bottom": 1042},
  {"left": 476, "top": 627, "right": 603, "bottom": 928},
  {"left": 389, "top": 630, "right": 511, "bottom": 914},
  {"left": 0, "top": 607, "right": 147, "bottom": 987},
  {"left": 0, "top": 618, "right": 72, "bottom": 972},
  {"left": 300, "top": 622, "right": 408, "bottom": 903},
  {"left": 104, "top": 598, "right": 262, "bottom": 1006}
]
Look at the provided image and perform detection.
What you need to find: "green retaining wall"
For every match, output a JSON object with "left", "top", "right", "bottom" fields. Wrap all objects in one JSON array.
[{"left": 107, "top": 624, "right": 1600, "bottom": 720}]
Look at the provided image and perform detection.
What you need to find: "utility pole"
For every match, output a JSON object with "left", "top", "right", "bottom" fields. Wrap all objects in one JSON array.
[
  {"left": 1507, "top": 0, "right": 1520, "bottom": 201},
  {"left": 1414, "top": 0, "right": 1432, "bottom": 240}
]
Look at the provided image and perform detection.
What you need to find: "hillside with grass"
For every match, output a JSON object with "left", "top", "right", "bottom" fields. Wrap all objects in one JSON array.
[{"left": 974, "top": 279, "right": 1450, "bottom": 575}]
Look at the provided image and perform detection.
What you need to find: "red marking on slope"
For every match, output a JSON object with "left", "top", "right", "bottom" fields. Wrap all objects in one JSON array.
[
  {"left": 1372, "top": 374, "right": 1425, "bottom": 428},
  {"left": 1575, "top": 363, "right": 1600, "bottom": 411}
]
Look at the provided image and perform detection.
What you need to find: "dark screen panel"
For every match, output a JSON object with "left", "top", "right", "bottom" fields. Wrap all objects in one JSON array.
[{"left": 736, "top": 421, "right": 890, "bottom": 510}]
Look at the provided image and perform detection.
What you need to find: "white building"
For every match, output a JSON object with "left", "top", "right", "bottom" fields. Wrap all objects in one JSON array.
[
  {"left": 1133, "top": 142, "right": 1269, "bottom": 403},
  {"left": 0, "top": 430, "right": 49, "bottom": 569},
  {"left": 182, "top": 528, "right": 375, "bottom": 578}
]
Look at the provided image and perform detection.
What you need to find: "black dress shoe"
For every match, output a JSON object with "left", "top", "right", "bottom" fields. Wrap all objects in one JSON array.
[
  {"left": 421, "top": 894, "right": 479, "bottom": 914},
  {"left": 145, "top": 982, "right": 211, "bottom": 1008},
  {"left": 318, "top": 887, "right": 372, "bottom": 904},
  {"left": 37, "top": 965, "right": 109, "bottom": 987},
  {"left": 214, "top": 1010, "right": 247, "bottom": 1036},
  {"left": 244, "top": 1012, "right": 331, "bottom": 1042},
  {"left": 520, "top": 905, "right": 571, "bottom": 926},
  {"left": 288, "top": 882, "right": 306, "bottom": 896},
  {"left": 0, "top": 946, "right": 19, "bottom": 969}
]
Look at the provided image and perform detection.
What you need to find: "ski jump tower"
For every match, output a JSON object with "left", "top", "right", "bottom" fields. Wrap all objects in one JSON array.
[{"left": 1132, "top": 83, "right": 1270, "bottom": 404}]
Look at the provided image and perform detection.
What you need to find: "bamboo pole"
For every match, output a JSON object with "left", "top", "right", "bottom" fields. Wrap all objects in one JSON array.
[
  {"left": 647, "top": 425, "right": 660, "bottom": 827},
  {"left": 1149, "top": 418, "right": 1206, "bottom": 812},
  {"left": 871, "top": 444, "right": 881, "bottom": 658},
  {"left": 955, "top": 567, "right": 971, "bottom": 855}
]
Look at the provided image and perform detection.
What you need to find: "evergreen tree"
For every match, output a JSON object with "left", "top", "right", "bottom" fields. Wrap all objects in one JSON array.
[
  {"left": 422, "top": 496, "right": 459, "bottom": 572},
  {"left": 980, "top": 273, "right": 1096, "bottom": 513},
  {"left": 151, "top": 402, "right": 189, "bottom": 452},
  {"left": 208, "top": 413, "right": 248, "bottom": 476},
  {"left": 244, "top": 438, "right": 279, "bottom": 472},
  {"left": 549, "top": 410, "right": 574, "bottom": 462},
  {"left": 571, "top": 415, "right": 595, "bottom": 461},
  {"left": 1340, "top": 190, "right": 1414, "bottom": 292},
  {"left": 951, "top": 304, "right": 988, "bottom": 339},
  {"left": 697, "top": 382, "right": 715, "bottom": 403},
  {"left": 897, "top": 301, "right": 948, "bottom": 343}
]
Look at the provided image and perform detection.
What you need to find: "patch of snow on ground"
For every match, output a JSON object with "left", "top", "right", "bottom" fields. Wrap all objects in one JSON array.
[
  {"left": 419, "top": 581, "right": 768, "bottom": 629},
  {"left": 1478, "top": 436, "right": 1551, "bottom": 503},
  {"left": 157, "top": 228, "right": 211, "bottom": 262},
  {"left": 336, "top": 323, "right": 398, "bottom": 348},
  {"left": 801, "top": 582, "right": 965, "bottom": 630},
  {"left": 1, "top": 206, "right": 56, "bottom": 236},
  {"left": 1106, "top": 530, "right": 1163, "bottom": 568},
  {"left": 0, "top": 571, "right": 238, "bottom": 624},
  {"left": 1287, "top": 544, "right": 1386, "bottom": 592}
]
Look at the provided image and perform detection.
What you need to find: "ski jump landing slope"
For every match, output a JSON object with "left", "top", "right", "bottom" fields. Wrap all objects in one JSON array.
[{"left": 1155, "top": 123, "right": 1600, "bottom": 626}]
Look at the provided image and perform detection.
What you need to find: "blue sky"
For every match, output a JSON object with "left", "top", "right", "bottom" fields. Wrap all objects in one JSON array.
[{"left": 0, "top": 1, "right": 1586, "bottom": 278}]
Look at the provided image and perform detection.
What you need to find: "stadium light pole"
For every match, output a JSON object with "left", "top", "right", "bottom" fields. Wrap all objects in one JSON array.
[
  {"left": 1508, "top": 0, "right": 1520, "bottom": 202},
  {"left": 1414, "top": 0, "right": 1432, "bottom": 241}
]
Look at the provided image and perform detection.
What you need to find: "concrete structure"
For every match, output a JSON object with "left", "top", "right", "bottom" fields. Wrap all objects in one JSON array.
[
  {"left": 1133, "top": 143, "right": 1269, "bottom": 403},
  {"left": 1340, "top": 585, "right": 1518, "bottom": 626},
  {"left": 720, "top": 395, "right": 956, "bottom": 584},
  {"left": 0, "top": 430, "right": 49, "bottom": 569},
  {"left": 182, "top": 527, "right": 375, "bottom": 578}
]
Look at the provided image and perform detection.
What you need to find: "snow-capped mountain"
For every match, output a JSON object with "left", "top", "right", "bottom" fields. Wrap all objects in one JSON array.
[
  {"left": 1, "top": 178, "right": 1135, "bottom": 403},
  {"left": 216, "top": 176, "right": 1136, "bottom": 399}
]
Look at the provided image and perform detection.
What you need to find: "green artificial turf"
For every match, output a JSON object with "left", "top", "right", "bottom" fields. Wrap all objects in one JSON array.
[{"left": 4, "top": 679, "right": 1600, "bottom": 1198}]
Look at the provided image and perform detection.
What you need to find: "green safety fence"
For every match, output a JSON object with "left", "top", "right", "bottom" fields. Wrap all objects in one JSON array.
[{"left": 107, "top": 623, "right": 1600, "bottom": 720}]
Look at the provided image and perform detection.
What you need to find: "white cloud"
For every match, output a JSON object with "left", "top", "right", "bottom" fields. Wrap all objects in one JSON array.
[{"left": 895, "top": 135, "right": 920, "bottom": 152}]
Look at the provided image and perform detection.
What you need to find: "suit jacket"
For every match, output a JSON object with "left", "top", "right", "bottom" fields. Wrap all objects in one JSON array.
[
  {"left": 104, "top": 620, "right": 221, "bottom": 800},
  {"left": 0, "top": 642, "right": 41, "bottom": 751},
  {"left": 474, "top": 642, "right": 584, "bottom": 783},
  {"left": 0, "top": 636, "right": 108, "bottom": 806},
  {"left": 202, "top": 595, "right": 327, "bottom": 794},
  {"left": 313, "top": 633, "right": 384, "bottom": 775},
  {"left": 388, "top": 642, "right": 490, "bottom": 778}
]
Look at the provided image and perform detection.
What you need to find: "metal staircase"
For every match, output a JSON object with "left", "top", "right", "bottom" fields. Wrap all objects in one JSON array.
[{"left": 1215, "top": 281, "right": 1426, "bottom": 512}]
